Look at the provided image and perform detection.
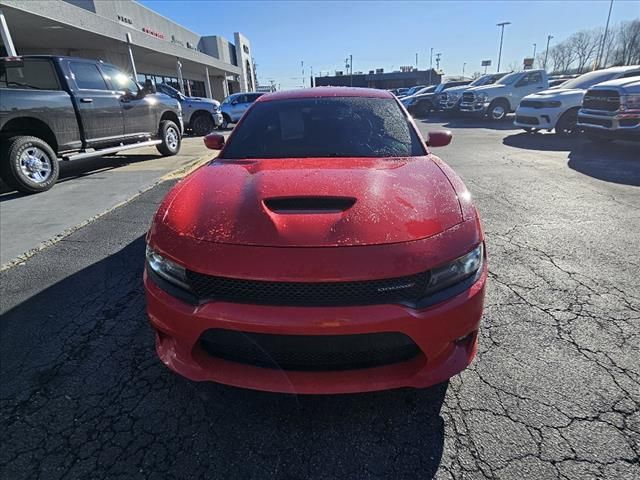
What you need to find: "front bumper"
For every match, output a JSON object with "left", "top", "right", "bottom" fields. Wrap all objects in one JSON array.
[
  {"left": 577, "top": 110, "right": 640, "bottom": 141},
  {"left": 513, "top": 106, "right": 563, "bottom": 130},
  {"left": 212, "top": 112, "right": 223, "bottom": 127},
  {"left": 145, "top": 265, "right": 486, "bottom": 394},
  {"left": 459, "top": 101, "right": 488, "bottom": 115}
]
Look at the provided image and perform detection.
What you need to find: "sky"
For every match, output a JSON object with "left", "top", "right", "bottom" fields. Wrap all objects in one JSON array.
[{"left": 140, "top": 0, "right": 640, "bottom": 89}]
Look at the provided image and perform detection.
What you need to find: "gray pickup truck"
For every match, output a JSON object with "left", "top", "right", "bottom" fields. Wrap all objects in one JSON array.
[
  {"left": 155, "top": 83, "right": 223, "bottom": 135},
  {"left": 0, "top": 55, "right": 183, "bottom": 193}
]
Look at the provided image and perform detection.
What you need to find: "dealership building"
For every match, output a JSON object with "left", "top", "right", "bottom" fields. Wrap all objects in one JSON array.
[{"left": 0, "top": 0, "right": 256, "bottom": 100}]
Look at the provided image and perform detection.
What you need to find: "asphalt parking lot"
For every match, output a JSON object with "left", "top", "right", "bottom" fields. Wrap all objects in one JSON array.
[{"left": 1, "top": 116, "right": 639, "bottom": 479}]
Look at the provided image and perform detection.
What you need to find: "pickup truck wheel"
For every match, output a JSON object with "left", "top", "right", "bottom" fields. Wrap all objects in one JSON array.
[
  {"left": 488, "top": 99, "right": 509, "bottom": 121},
  {"left": 156, "top": 120, "right": 181, "bottom": 156},
  {"left": 191, "top": 113, "right": 215, "bottom": 136},
  {"left": 0, "top": 136, "right": 59, "bottom": 194}
]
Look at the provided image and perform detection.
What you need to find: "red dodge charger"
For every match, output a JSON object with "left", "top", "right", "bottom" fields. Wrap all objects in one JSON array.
[{"left": 144, "top": 87, "right": 487, "bottom": 394}]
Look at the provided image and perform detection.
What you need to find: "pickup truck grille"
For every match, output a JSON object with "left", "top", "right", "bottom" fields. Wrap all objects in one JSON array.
[
  {"left": 462, "top": 92, "right": 475, "bottom": 103},
  {"left": 583, "top": 89, "right": 620, "bottom": 112}
]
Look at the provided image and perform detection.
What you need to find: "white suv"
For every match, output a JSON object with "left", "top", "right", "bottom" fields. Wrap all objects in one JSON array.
[{"left": 514, "top": 66, "right": 640, "bottom": 134}]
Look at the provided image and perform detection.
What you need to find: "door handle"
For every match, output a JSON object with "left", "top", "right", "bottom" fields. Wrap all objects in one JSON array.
[{"left": 80, "top": 97, "right": 93, "bottom": 103}]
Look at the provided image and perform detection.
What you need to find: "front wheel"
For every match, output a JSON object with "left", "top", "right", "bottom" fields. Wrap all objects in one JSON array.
[
  {"left": 191, "top": 113, "right": 215, "bottom": 137},
  {"left": 156, "top": 120, "right": 181, "bottom": 156},
  {"left": 555, "top": 108, "right": 580, "bottom": 135},
  {"left": 0, "top": 136, "right": 59, "bottom": 194},
  {"left": 487, "top": 99, "right": 510, "bottom": 121}
]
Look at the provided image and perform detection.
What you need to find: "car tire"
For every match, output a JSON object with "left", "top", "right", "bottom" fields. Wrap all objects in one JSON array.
[
  {"left": 220, "top": 114, "right": 231, "bottom": 130},
  {"left": 416, "top": 101, "right": 433, "bottom": 117},
  {"left": 487, "top": 99, "right": 510, "bottom": 121},
  {"left": 555, "top": 108, "right": 580, "bottom": 135},
  {"left": 156, "top": 120, "right": 181, "bottom": 156},
  {"left": 191, "top": 113, "right": 215, "bottom": 137},
  {"left": 0, "top": 136, "right": 59, "bottom": 194}
]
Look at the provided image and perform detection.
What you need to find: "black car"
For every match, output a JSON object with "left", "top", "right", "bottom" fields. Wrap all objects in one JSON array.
[{"left": 403, "top": 81, "right": 471, "bottom": 116}]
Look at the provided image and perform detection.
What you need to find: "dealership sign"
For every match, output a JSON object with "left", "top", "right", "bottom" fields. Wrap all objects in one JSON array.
[
  {"left": 481, "top": 60, "right": 491, "bottom": 67},
  {"left": 142, "top": 27, "right": 165, "bottom": 40}
]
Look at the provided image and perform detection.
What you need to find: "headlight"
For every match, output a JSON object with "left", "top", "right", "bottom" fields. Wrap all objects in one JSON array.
[
  {"left": 621, "top": 94, "right": 640, "bottom": 111},
  {"left": 212, "top": 103, "right": 221, "bottom": 112},
  {"left": 146, "top": 245, "right": 190, "bottom": 290},
  {"left": 540, "top": 100, "right": 562, "bottom": 108},
  {"left": 426, "top": 244, "right": 484, "bottom": 294}
]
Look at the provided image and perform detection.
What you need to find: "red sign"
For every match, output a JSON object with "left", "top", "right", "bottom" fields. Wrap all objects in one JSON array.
[{"left": 142, "top": 27, "right": 165, "bottom": 40}]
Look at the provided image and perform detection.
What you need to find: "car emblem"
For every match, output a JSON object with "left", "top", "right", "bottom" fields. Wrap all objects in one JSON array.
[{"left": 377, "top": 282, "right": 416, "bottom": 292}]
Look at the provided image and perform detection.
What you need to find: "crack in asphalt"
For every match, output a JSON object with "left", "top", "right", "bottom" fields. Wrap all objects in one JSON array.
[{"left": 1, "top": 128, "right": 640, "bottom": 479}]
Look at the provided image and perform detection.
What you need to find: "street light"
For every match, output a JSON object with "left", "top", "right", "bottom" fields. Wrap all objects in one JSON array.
[
  {"left": 532, "top": 43, "right": 537, "bottom": 59},
  {"left": 462, "top": 62, "right": 466, "bottom": 76},
  {"left": 543, "top": 35, "right": 554, "bottom": 70},
  {"left": 496, "top": 21, "right": 511, "bottom": 72},
  {"left": 596, "top": 0, "right": 614, "bottom": 69}
]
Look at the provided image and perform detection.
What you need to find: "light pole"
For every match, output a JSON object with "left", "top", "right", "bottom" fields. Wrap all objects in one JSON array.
[
  {"left": 429, "top": 47, "right": 433, "bottom": 84},
  {"left": 596, "top": 0, "right": 614, "bottom": 69},
  {"left": 543, "top": 35, "right": 553, "bottom": 70},
  {"left": 532, "top": 43, "right": 537, "bottom": 59},
  {"left": 462, "top": 62, "right": 466, "bottom": 77},
  {"left": 496, "top": 21, "right": 511, "bottom": 72},
  {"left": 415, "top": 52, "right": 418, "bottom": 68}
]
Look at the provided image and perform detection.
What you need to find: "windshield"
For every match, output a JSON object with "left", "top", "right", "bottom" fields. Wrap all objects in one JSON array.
[
  {"left": 222, "top": 97, "right": 426, "bottom": 159},
  {"left": 414, "top": 86, "right": 436, "bottom": 95},
  {"left": 405, "top": 86, "right": 425, "bottom": 95},
  {"left": 559, "top": 70, "right": 626, "bottom": 89},
  {"left": 159, "top": 83, "right": 181, "bottom": 97},
  {"left": 497, "top": 72, "right": 521, "bottom": 85}
]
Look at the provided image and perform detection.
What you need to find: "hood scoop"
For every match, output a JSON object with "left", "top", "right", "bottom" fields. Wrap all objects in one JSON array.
[{"left": 264, "top": 196, "right": 356, "bottom": 214}]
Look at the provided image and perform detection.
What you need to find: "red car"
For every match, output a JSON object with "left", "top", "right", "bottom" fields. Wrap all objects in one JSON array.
[{"left": 144, "top": 87, "right": 487, "bottom": 394}]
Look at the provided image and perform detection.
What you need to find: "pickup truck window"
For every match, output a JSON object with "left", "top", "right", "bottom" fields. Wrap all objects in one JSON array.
[
  {"left": 100, "top": 64, "right": 139, "bottom": 93},
  {"left": 70, "top": 62, "right": 109, "bottom": 90},
  {"left": 0, "top": 59, "right": 60, "bottom": 90},
  {"left": 497, "top": 72, "right": 520, "bottom": 85},
  {"left": 517, "top": 72, "right": 543, "bottom": 86}
]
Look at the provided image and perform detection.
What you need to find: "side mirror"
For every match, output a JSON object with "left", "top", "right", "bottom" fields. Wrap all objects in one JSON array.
[
  {"left": 427, "top": 130, "right": 452, "bottom": 148},
  {"left": 204, "top": 133, "right": 225, "bottom": 150}
]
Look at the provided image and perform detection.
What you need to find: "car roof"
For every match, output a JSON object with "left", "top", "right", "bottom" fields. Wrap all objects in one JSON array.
[
  {"left": 589, "top": 76, "right": 640, "bottom": 89},
  {"left": 257, "top": 87, "right": 394, "bottom": 103},
  {"left": 599, "top": 65, "right": 640, "bottom": 73}
]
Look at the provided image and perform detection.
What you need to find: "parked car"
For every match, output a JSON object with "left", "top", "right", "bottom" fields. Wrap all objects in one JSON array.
[
  {"left": 514, "top": 66, "right": 640, "bottom": 134},
  {"left": 577, "top": 77, "right": 640, "bottom": 142},
  {"left": 440, "top": 73, "right": 509, "bottom": 112},
  {"left": 0, "top": 55, "right": 183, "bottom": 193},
  {"left": 397, "top": 85, "right": 426, "bottom": 98},
  {"left": 144, "top": 87, "right": 487, "bottom": 394},
  {"left": 460, "top": 69, "right": 549, "bottom": 120},
  {"left": 156, "top": 83, "right": 222, "bottom": 136},
  {"left": 220, "top": 92, "right": 264, "bottom": 128},
  {"left": 402, "top": 81, "right": 471, "bottom": 116}
]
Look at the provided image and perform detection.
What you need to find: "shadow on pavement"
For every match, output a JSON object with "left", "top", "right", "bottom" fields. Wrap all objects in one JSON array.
[
  {"left": 0, "top": 152, "right": 160, "bottom": 198},
  {"left": 417, "top": 113, "right": 520, "bottom": 131},
  {"left": 503, "top": 132, "right": 640, "bottom": 186},
  {"left": 1, "top": 236, "right": 448, "bottom": 479}
]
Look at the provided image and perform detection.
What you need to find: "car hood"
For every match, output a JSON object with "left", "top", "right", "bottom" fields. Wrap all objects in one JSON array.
[
  {"left": 444, "top": 85, "right": 473, "bottom": 95},
  {"left": 157, "top": 156, "right": 463, "bottom": 247},
  {"left": 467, "top": 84, "right": 506, "bottom": 95},
  {"left": 527, "top": 88, "right": 585, "bottom": 99},
  {"left": 186, "top": 96, "right": 220, "bottom": 107}
]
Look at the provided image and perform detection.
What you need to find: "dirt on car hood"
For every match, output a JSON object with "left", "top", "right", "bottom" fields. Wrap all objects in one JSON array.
[{"left": 157, "top": 156, "right": 463, "bottom": 247}]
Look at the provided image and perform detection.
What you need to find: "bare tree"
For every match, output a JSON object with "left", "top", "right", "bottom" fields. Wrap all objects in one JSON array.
[
  {"left": 568, "top": 29, "right": 601, "bottom": 73},
  {"left": 611, "top": 20, "right": 640, "bottom": 65},
  {"left": 506, "top": 60, "right": 521, "bottom": 72},
  {"left": 471, "top": 71, "right": 482, "bottom": 79}
]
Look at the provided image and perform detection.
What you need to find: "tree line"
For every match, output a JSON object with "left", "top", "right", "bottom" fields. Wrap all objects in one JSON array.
[{"left": 535, "top": 19, "right": 640, "bottom": 74}]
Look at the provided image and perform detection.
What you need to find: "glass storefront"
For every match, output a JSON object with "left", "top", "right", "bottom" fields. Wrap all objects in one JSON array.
[{"left": 137, "top": 73, "right": 206, "bottom": 98}]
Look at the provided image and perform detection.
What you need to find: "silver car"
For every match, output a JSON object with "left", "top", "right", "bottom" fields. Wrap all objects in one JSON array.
[{"left": 220, "top": 92, "right": 264, "bottom": 128}]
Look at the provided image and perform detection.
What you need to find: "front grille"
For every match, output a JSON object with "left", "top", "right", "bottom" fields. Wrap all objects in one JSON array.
[
  {"left": 199, "top": 329, "right": 421, "bottom": 371},
  {"left": 516, "top": 115, "right": 540, "bottom": 125},
  {"left": 583, "top": 89, "right": 620, "bottom": 112},
  {"left": 581, "top": 117, "right": 613, "bottom": 128},
  {"left": 186, "top": 269, "right": 430, "bottom": 306},
  {"left": 462, "top": 92, "right": 475, "bottom": 103}
]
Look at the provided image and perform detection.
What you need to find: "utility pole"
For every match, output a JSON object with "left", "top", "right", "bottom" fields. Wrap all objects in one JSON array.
[
  {"left": 596, "top": 0, "right": 614, "bottom": 69},
  {"left": 496, "top": 21, "right": 511, "bottom": 72},
  {"left": 543, "top": 35, "right": 553, "bottom": 70},
  {"left": 435, "top": 53, "right": 441, "bottom": 71},
  {"left": 462, "top": 62, "right": 466, "bottom": 77},
  {"left": 429, "top": 47, "right": 433, "bottom": 85}
]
